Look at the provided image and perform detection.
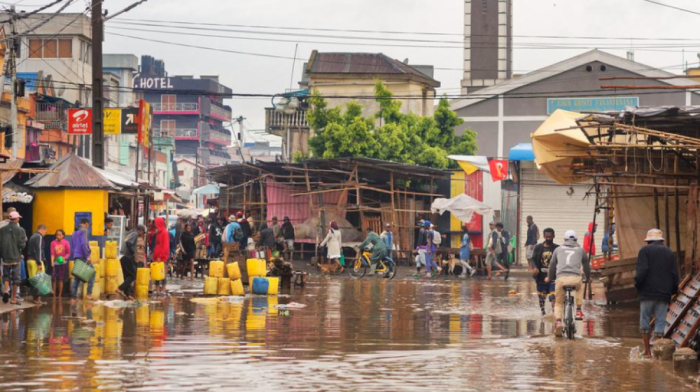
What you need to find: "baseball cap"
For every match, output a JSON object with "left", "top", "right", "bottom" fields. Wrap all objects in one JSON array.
[
  {"left": 644, "top": 228, "right": 664, "bottom": 242},
  {"left": 423, "top": 220, "right": 431, "bottom": 227},
  {"left": 564, "top": 230, "right": 577, "bottom": 240},
  {"left": 9, "top": 211, "right": 21, "bottom": 219}
]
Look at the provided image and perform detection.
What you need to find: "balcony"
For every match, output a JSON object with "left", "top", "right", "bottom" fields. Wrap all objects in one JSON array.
[
  {"left": 265, "top": 107, "right": 309, "bottom": 131},
  {"left": 209, "top": 129, "right": 231, "bottom": 146},
  {"left": 154, "top": 127, "right": 199, "bottom": 139},
  {"left": 152, "top": 103, "right": 199, "bottom": 114},
  {"left": 35, "top": 102, "right": 68, "bottom": 130},
  {"left": 209, "top": 104, "right": 232, "bottom": 121}
]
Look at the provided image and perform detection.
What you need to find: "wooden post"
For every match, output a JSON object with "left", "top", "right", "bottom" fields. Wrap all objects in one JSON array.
[
  {"left": 674, "top": 154, "right": 682, "bottom": 274},
  {"left": 390, "top": 172, "right": 398, "bottom": 262},
  {"left": 303, "top": 163, "right": 313, "bottom": 211},
  {"left": 653, "top": 182, "right": 661, "bottom": 229}
]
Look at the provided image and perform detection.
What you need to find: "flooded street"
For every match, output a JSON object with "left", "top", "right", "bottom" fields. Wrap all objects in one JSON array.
[{"left": 1, "top": 271, "right": 698, "bottom": 391}]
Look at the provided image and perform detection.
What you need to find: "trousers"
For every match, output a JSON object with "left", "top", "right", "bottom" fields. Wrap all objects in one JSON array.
[{"left": 554, "top": 274, "right": 583, "bottom": 320}]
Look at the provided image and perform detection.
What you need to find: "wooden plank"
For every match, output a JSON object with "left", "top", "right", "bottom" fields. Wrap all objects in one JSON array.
[
  {"left": 600, "top": 265, "right": 637, "bottom": 276},
  {"left": 600, "top": 257, "right": 638, "bottom": 269}
]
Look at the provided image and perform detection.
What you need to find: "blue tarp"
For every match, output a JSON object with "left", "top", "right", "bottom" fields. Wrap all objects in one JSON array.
[{"left": 509, "top": 143, "right": 535, "bottom": 161}]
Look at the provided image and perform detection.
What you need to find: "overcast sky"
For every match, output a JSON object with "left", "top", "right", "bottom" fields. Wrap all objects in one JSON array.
[{"left": 11, "top": 0, "right": 700, "bottom": 128}]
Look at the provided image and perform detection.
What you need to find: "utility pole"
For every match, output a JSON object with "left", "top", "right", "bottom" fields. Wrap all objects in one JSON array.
[
  {"left": 91, "top": 0, "right": 104, "bottom": 168},
  {"left": 8, "top": 7, "right": 18, "bottom": 159}
]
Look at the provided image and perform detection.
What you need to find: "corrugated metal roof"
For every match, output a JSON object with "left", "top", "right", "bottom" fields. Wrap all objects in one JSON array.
[
  {"left": 307, "top": 52, "right": 439, "bottom": 86},
  {"left": 0, "top": 159, "right": 24, "bottom": 185},
  {"left": 25, "top": 153, "right": 117, "bottom": 189}
]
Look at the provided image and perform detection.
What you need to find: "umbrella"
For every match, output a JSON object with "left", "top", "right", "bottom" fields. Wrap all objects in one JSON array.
[
  {"left": 192, "top": 183, "right": 220, "bottom": 195},
  {"left": 447, "top": 155, "right": 491, "bottom": 174},
  {"left": 431, "top": 193, "right": 493, "bottom": 223},
  {"left": 531, "top": 109, "right": 591, "bottom": 184}
]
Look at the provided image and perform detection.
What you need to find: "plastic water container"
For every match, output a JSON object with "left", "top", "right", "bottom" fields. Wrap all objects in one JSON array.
[
  {"left": 26, "top": 259, "right": 44, "bottom": 279},
  {"left": 105, "top": 241, "right": 118, "bottom": 259},
  {"left": 150, "top": 262, "right": 165, "bottom": 281},
  {"left": 267, "top": 277, "right": 279, "bottom": 296},
  {"left": 69, "top": 259, "right": 74, "bottom": 275},
  {"left": 136, "top": 306, "right": 149, "bottom": 326},
  {"left": 218, "top": 278, "right": 231, "bottom": 295},
  {"left": 204, "top": 277, "right": 218, "bottom": 295},
  {"left": 93, "top": 260, "right": 102, "bottom": 283},
  {"left": 209, "top": 260, "right": 225, "bottom": 278},
  {"left": 230, "top": 279, "right": 245, "bottom": 296},
  {"left": 136, "top": 268, "right": 150, "bottom": 286},
  {"left": 90, "top": 245, "right": 101, "bottom": 260},
  {"left": 247, "top": 259, "right": 266, "bottom": 277},
  {"left": 105, "top": 276, "right": 119, "bottom": 294},
  {"left": 252, "top": 277, "right": 269, "bottom": 295},
  {"left": 135, "top": 284, "right": 149, "bottom": 300},
  {"left": 106, "top": 259, "right": 120, "bottom": 277},
  {"left": 226, "top": 262, "right": 241, "bottom": 280}
]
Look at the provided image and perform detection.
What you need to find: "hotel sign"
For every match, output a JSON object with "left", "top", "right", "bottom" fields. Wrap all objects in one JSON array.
[
  {"left": 133, "top": 76, "right": 174, "bottom": 90},
  {"left": 546, "top": 97, "right": 639, "bottom": 114}
]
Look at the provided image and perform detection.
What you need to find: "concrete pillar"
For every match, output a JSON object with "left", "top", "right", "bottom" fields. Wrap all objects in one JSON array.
[
  {"left": 652, "top": 338, "right": 676, "bottom": 360},
  {"left": 673, "top": 348, "right": 698, "bottom": 372}
]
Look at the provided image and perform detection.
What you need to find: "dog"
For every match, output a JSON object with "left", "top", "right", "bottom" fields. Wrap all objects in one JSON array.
[
  {"left": 446, "top": 256, "right": 459, "bottom": 275},
  {"left": 317, "top": 260, "right": 343, "bottom": 275}
]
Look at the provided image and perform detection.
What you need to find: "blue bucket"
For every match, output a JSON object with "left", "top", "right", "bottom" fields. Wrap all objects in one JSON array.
[{"left": 252, "top": 277, "right": 269, "bottom": 295}]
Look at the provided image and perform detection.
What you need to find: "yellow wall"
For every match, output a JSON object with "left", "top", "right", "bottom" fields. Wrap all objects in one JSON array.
[
  {"left": 450, "top": 171, "right": 465, "bottom": 248},
  {"left": 33, "top": 189, "right": 108, "bottom": 235}
]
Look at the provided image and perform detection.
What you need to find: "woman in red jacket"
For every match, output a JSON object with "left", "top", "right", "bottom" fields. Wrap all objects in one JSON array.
[{"left": 152, "top": 217, "right": 170, "bottom": 295}]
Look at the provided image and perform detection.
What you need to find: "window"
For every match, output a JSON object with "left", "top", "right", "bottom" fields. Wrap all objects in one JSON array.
[
  {"left": 177, "top": 170, "right": 184, "bottom": 176},
  {"left": 27, "top": 38, "right": 72, "bottom": 59},
  {"left": 161, "top": 95, "right": 176, "bottom": 110},
  {"left": 160, "top": 119, "right": 176, "bottom": 136}
]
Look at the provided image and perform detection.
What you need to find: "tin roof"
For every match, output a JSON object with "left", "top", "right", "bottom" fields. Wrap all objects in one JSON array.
[
  {"left": 25, "top": 153, "right": 117, "bottom": 189},
  {"left": 306, "top": 51, "right": 440, "bottom": 87}
]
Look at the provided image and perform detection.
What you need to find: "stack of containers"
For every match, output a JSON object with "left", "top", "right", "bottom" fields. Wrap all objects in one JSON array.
[
  {"left": 226, "top": 262, "right": 244, "bottom": 296},
  {"left": 204, "top": 260, "right": 224, "bottom": 295},
  {"left": 135, "top": 267, "right": 150, "bottom": 300},
  {"left": 247, "top": 258, "right": 267, "bottom": 293},
  {"left": 84, "top": 259, "right": 103, "bottom": 299},
  {"left": 105, "top": 258, "right": 120, "bottom": 295},
  {"left": 105, "top": 241, "right": 118, "bottom": 259}
]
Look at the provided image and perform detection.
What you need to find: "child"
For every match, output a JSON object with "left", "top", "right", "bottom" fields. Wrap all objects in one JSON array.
[{"left": 50, "top": 229, "right": 70, "bottom": 299}]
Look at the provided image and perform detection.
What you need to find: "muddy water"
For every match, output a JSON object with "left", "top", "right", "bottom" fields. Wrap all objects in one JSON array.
[{"left": 0, "top": 275, "right": 697, "bottom": 391}]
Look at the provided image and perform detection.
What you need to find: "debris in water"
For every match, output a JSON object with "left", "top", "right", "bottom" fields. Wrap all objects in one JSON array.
[{"left": 274, "top": 302, "right": 306, "bottom": 309}]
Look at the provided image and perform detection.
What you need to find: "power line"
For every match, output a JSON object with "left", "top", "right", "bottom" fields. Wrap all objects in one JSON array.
[
  {"left": 644, "top": 0, "right": 700, "bottom": 16},
  {"left": 104, "top": 0, "right": 148, "bottom": 21}
]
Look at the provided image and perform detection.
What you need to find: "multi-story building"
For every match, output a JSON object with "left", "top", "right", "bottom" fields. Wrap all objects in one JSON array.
[{"left": 134, "top": 55, "right": 233, "bottom": 170}]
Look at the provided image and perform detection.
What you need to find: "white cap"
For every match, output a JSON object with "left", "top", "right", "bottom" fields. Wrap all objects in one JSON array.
[
  {"left": 564, "top": 230, "right": 577, "bottom": 240},
  {"left": 644, "top": 228, "right": 664, "bottom": 242}
]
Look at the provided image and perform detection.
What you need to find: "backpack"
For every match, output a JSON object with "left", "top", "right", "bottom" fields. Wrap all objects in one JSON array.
[
  {"left": 432, "top": 230, "right": 442, "bottom": 246},
  {"left": 233, "top": 225, "right": 244, "bottom": 241}
]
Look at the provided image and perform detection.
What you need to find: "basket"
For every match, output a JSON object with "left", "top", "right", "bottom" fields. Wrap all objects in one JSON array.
[
  {"left": 29, "top": 272, "right": 53, "bottom": 296},
  {"left": 71, "top": 259, "right": 96, "bottom": 282}
]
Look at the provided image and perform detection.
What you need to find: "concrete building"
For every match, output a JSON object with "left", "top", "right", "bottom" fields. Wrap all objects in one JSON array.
[
  {"left": 461, "top": 0, "right": 513, "bottom": 93},
  {"left": 229, "top": 128, "right": 282, "bottom": 163},
  {"left": 103, "top": 54, "right": 138, "bottom": 108},
  {"left": 134, "top": 55, "right": 233, "bottom": 168},
  {"left": 303, "top": 50, "right": 440, "bottom": 118},
  {"left": 12, "top": 13, "right": 92, "bottom": 106}
]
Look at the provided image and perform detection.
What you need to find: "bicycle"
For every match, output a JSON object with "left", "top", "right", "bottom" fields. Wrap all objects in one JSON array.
[
  {"left": 349, "top": 249, "right": 397, "bottom": 280},
  {"left": 563, "top": 285, "right": 577, "bottom": 340}
]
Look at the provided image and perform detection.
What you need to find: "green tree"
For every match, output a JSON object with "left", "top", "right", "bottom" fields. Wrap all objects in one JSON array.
[{"left": 306, "top": 82, "right": 477, "bottom": 169}]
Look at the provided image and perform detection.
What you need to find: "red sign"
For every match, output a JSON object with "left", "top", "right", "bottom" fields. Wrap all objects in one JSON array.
[
  {"left": 68, "top": 108, "right": 93, "bottom": 135},
  {"left": 488, "top": 159, "right": 508, "bottom": 182}
]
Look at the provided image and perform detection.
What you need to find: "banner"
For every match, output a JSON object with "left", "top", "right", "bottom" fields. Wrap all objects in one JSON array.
[
  {"left": 121, "top": 108, "right": 138, "bottom": 134},
  {"left": 103, "top": 108, "right": 122, "bottom": 135},
  {"left": 488, "top": 159, "right": 508, "bottom": 182},
  {"left": 68, "top": 109, "right": 92, "bottom": 135},
  {"left": 138, "top": 99, "right": 152, "bottom": 147}
]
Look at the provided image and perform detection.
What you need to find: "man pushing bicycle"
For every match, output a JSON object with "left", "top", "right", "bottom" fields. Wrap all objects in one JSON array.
[{"left": 545, "top": 230, "right": 591, "bottom": 337}]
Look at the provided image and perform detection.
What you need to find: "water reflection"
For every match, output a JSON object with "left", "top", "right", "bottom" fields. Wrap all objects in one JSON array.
[{"left": 0, "top": 276, "right": 697, "bottom": 391}]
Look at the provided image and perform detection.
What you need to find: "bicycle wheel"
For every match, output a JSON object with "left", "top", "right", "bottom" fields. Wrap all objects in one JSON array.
[
  {"left": 565, "top": 300, "right": 575, "bottom": 340},
  {"left": 385, "top": 259, "right": 397, "bottom": 280},
  {"left": 349, "top": 258, "right": 367, "bottom": 279}
]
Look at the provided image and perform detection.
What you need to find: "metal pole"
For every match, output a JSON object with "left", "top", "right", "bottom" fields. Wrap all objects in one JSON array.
[
  {"left": 91, "top": 0, "right": 105, "bottom": 168},
  {"left": 9, "top": 9, "right": 18, "bottom": 159}
]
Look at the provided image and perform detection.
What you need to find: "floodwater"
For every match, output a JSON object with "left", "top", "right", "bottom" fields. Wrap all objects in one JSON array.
[{"left": 0, "top": 271, "right": 698, "bottom": 391}]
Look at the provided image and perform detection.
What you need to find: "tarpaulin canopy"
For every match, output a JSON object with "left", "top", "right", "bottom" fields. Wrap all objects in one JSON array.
[
  {"left": 447, "top": 155, "right": 490, "bottom": 174},
  {"left": 509, "top": 143, "right": 535, "bottom": 161},
  {"left": 192, "top": 183, "right": 220, "bottom": 195},
  {"left": 531, "top": 109, "right": 591, "bottom": 184},
  {"left": 431, "top": 193, "right": 493, "bottom": 223}
]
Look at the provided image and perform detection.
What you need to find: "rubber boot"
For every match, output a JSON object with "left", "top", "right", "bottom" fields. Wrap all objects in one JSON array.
[{"left": 642, "top": 333, "right": 652, "bottom": 358}]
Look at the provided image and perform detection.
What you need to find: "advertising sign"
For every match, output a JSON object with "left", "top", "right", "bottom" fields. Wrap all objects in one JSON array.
[
  {"left": 138, "top": 100, "right": 152, "bottom": 147},
  {"left": 121, "top": 108, "right": 138, "bottom": 134},
  {"left": 103, "top": 108, "right": 122, "bottom": 135},
  {"left": 68, "top": 108, "right": 92, "bottom": 135}
]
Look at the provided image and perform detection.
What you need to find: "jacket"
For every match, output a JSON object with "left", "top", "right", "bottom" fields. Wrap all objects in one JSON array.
[
  {"left": 281, "top": 222, "right": 295, "bottom": 240},
  {"left": 121, "top": 229, "right": 138, "bottom": 259},
  {"left": 239, "top": 219, "right": 251, "bottom": 239},
  {"left": 70, "top": 226, "right": 90, "bottom": 261},
  {"left": 27, "top": 232, "right": 44, "bottom": 262},
  {"left": 152, "top": 217, "right": 170, "bottom": 262},
  {"left": 525, "top": 223, "right": 539, "bottom": 246},
  {"left": 0, "top": 222, "right": 26, "bottom": 264},
  {"left": 224, "top": 221, "right": 241, "bottom": 243},
  {"left": 180, "top": 231, "right": 196, "bottom": 258},
  {"left": 583, "top": 222, "right": 596, "bottom": 256},
  {"left": 360, "top": 231, "right": 387, "bottom": 258},
  {"left": 258, "top": 226, "right": 276, "bottom": 249},
  {"left": 635, "top": 241, "right": 679, "bottom": 302},
  {"left": 320, "top": 229, "right": 342, "bottom": 258},
  {"left": 209, "top": 222, "right": 223, "bottom": 244},
  {"left": 548, "top": 238, "right": 591, "bottom": 281},
  {"left": 459, "top": 233, "right": 471, "bottom": 260},
  {"left": 380, "top": 230, "right": 392, "bottom": 251},
  {"left": 532, "top": 242, "right": 559, "bottom": 283}
]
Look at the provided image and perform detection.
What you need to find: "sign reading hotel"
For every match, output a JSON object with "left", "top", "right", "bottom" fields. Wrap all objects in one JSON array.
[
  {"left": 133, "top": 76, "right": 174, "bottom": 89},
  {"left": 546, "top": 97, "right": 639, "bottom": 114}
]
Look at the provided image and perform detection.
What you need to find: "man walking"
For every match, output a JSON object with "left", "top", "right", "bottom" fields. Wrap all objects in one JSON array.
[
  {"left": 532, "top": 228, "right": 558, "bottom": 316},
  {"left": 546, "top": 230, "right": 591, "bottom": 337},
  {"left": 27, "top": 224, "right": 48, "bottom": 305},
  {"left": 380, "top": 223, "right": 393, "bottom": 260},
  {"left": 1, "top": 211, "right": 27, "bottom": 305},
  {"left": 635, "top": 229, "right": 679, "bottom": 358},
  {"left": 487, "top": 223, "right": 509, "bottom": 280},
  {"left": 525, "top": 215, "right": 539, "bottom": 268},
  {"left": 70, "top": 218, "right": 93, "bottom": 302}
]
